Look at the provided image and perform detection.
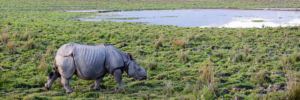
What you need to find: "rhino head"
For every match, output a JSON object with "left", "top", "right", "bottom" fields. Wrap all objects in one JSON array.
[{"left": 125, "top": 53, "right": 147, "bottom": 80}]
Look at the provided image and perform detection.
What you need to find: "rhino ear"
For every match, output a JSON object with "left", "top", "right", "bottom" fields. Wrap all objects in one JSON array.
[{"left": 127, "top": 53, "right": 133, "bottom": 60}]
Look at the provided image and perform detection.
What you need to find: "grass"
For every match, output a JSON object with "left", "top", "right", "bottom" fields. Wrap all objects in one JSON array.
[
  {"left": 103, "top": 17, "right": 146, "bottom": 20},
  {"left": 252, "top": 20, "right": 265, "bottom": 22},
  {"left": 0, "top": 0, "right": 300, "bottom": 99},
  {"left": 1, "top": 31, "right": 9, "bottom": 44},
  {"left": 154, "top": 34, "right": 164, "bottom": 49},
  {"left": 172, "top": 39, "right": 186, "bottom": 48},
  {"left": 6, "top": 41, "right": 15, "bottom": 51}
]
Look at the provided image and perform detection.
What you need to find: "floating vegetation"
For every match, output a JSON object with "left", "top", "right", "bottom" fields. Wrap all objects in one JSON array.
[
  {"left": 252, "top": 20, "right": 265, "bottom": 22},
  {"left": 160, "top": 16, "right": 178, "bottom": 18},
  {"left": 103, "top": 17, "right": 146, "bottom": 20}
]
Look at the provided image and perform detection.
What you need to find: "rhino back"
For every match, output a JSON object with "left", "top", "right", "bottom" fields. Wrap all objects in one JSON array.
[
  {"left": 56, "top": 43, "right": 75, "bottom": 56},
  {"left": 73, "top": 44, "right": 106, "bottom": 80}
]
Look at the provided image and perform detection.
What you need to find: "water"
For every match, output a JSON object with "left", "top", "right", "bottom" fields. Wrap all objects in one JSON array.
[{"left": 81, "top": 9, "right": 300, "bottom": 28}]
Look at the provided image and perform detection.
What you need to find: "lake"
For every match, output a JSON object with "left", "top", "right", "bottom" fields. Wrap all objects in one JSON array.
[{"left": 81, "top": 9, "right": 300, "bottom": 28}]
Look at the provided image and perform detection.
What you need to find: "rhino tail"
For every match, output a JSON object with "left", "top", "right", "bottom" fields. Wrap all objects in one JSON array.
[{"left": 52, "top": 58, "right": 61, "bottom": 77}]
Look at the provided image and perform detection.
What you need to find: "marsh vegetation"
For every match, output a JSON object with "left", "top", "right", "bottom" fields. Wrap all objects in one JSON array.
[{"left": 1, "top": 0, "right": 300, "bottom": 99}]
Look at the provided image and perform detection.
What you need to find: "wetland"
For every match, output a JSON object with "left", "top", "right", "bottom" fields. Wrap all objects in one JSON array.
[
  {"left": 1, "top": 0, "right": 300, "bottom": 99},
  {"left": 82, "top": 9, "right": 300, "bottom": 28}
]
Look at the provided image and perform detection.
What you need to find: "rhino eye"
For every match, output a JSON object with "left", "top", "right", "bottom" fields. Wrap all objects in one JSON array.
[{"left": 138, "top": 68, "right": 141, "bottom": 71}]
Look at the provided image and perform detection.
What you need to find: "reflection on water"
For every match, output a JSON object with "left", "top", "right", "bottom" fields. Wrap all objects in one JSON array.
[{"left": 81, "top": 9, "right": 300, "bottom": 28}]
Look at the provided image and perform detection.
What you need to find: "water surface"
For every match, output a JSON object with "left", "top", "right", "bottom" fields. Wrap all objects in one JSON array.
[{"left": 82, "top": 9, "right": 300, "bottom": 28}]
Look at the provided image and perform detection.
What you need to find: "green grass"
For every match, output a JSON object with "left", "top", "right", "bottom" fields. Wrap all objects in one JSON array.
[
  {"left": 103, "top": 17, "right": 146, "bottom": 20},
  {"left": 0, "top": 0, "right": 300, "bottom": 99},
  {"left": 252, "top": 20, "right": 265, "bottom": 22},
  {"left": 1, "top": 0, "right": 300, "bottom": 11}
]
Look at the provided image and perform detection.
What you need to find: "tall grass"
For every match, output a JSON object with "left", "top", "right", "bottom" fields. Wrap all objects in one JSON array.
[
  {"left": 172, "top": 39, "right": 186, "bottom": 48},
  {"left": 1, "top": 31, "right": 9, "bottom": 44},
  {"left": 1, "top": 0, "right": 300, "bottom": 99},
  {"left": 39, "top": 56, "right": 47, "bottom": 73},
  {"left": 285, "top": 65, "right": 300, "bottom": 100},
  {"left": 154, "top": 34, "right": 164, "bottom": 49},
  {"left": 6, "top": 41, "right": 14, "bottom": 51},
  {"left": 199, "top": 58, "right": 217, "bottom": 99},
  {"left": 25, "top": 40, "right": 34, "bottom": 50}
]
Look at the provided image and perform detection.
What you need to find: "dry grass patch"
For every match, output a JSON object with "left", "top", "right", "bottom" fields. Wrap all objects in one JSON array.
[
  {"left": 172, "top": 39, "right": 186, "bottom": 48},
  {"left": 285, "top": 66, "right": 300, "bottom": 100},
  {"left": 22, "top": 27, "right": 30, "bottom": 41},
  {"left": 13, "top": 31, "right": 18, "bottom": 38},
  {"left": 154, "top": 34, "right": 164, "bottom": 48},
  {"left": 25, "top": 40, "right": 34, "bottom": 50},
  {"left": 179, "top": 52, "right": 189, "bottom": 63},
  {"left": 6, "top": 42, "right": 15, "bottom": 51},
  {"left": 1, "top": 32, "right": 9, "bottom": 44},
  {"left": 199, "top": 62, "right": 217, "bottom": 99}
]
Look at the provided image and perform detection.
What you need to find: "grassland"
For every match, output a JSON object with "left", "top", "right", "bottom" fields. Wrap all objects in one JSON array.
[
  {"left": 1, "top": 0, "right": 300, "bottom": 99},
  {"left": 1, "top": 0, "right": 300, "bottom": 11}
]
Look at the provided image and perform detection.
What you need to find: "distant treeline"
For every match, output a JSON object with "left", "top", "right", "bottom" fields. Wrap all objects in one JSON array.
[{"left": 5, "top": 0, "right": 300, "bottom": 2}]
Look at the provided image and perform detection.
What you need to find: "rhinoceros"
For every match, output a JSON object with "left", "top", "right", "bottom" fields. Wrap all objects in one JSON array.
[{"left": 44, "top": 43, "right": 147, "bottom": 93}]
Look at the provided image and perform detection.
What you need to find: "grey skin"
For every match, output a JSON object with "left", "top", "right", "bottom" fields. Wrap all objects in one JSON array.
[{"left": 44, "top": 43, "right": 147, "bottom": 93}]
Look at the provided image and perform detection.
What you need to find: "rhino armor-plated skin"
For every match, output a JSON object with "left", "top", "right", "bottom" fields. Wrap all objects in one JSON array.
[{"left": 44, "top": 43, "right": 147, "bottom": 93}]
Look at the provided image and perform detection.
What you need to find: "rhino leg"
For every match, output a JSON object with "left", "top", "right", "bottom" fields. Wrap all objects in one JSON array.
[
  {"left": 45, "top": 72, "right": 59, "bottom": 90},
  {"left": 93, "top": 75, "right": 105, "bottom": 90},
  {"left": 55, "top": 55, "right": 75, "bottom": 93},
  {"left": 113, "top": 69, "right": 125, "bottom": 88},
  {"left": 61, "top": 77, "right": 73, "bottom": 93}
]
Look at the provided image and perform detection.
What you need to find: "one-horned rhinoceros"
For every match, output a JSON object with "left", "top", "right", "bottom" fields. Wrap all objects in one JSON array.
[{"left": 45, "top": 43, "right": 147, "bottom": 93}]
